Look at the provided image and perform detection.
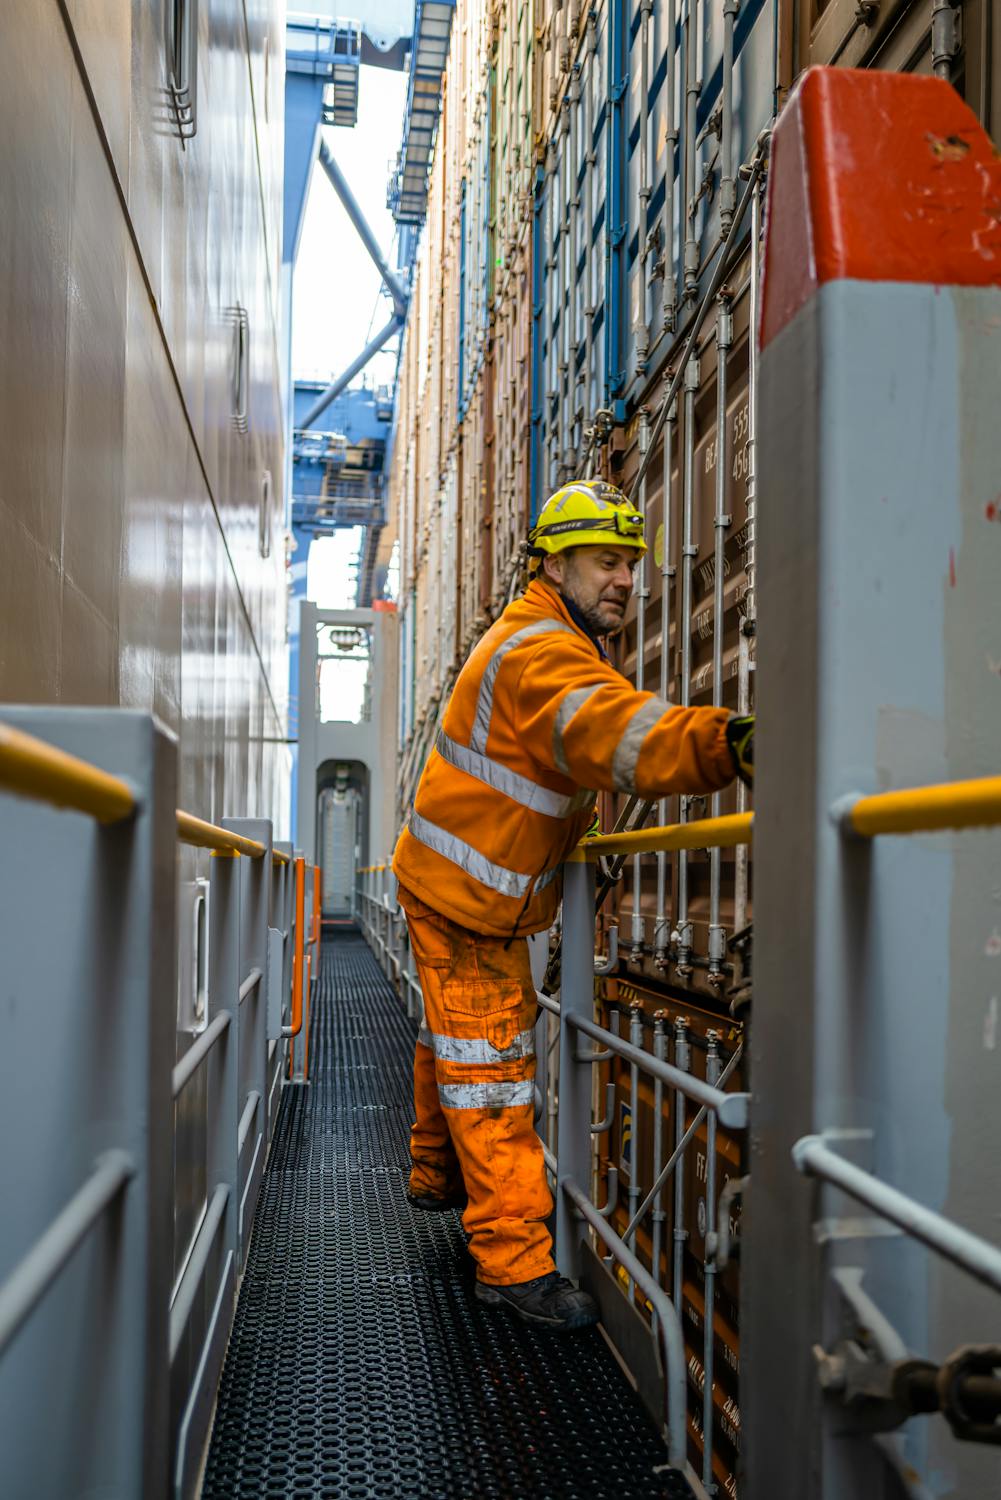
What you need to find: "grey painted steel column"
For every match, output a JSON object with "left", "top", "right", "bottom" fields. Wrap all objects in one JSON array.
[
  {"left": 170, "top": 843, "right": 241, "bottom": 1500},
  {"left": 745, "top": 74, "right": 1001, "bottom": 1500},
  {"left": 0, "top": 708, "right": 176, "bottom": 1500},
  {"left": 297, "top": 604, "right": 398, "bottom": 872},
  {"left": 207, "top": 850, "right": 240, "bottom": 1270},
  {"left": 528, "top": 932, "right": 550, "bottom": 1151},
  {"left": 273, "top": 843, "right": 294, "bottom": 1110},
  {"left": 555, "top": 859, "right": 596, "bottom": 1280},
  {"left": 225, "top": 817, "right": 273, "bottom": 1265}
]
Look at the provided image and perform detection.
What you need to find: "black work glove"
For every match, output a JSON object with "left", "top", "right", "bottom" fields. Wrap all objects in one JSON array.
[{"left": 725, "top": 714, "right": 754, "bottom": 787}]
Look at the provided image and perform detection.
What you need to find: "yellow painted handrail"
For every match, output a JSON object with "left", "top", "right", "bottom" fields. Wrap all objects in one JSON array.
[
  {"left": 841, "top": 776, "right": 1001, "bottom": 837},
  {"left": 175, "top": 811, "right": 266, "bottom": 859},
  {"left": 571, "top": 811, "right": 754, "bottom": 860},
  {"left": 0, "top": 721, "right": 136, "bottom": 824},
  {"left": 272, "top": 849, "right": 290, "bottom": 867}
]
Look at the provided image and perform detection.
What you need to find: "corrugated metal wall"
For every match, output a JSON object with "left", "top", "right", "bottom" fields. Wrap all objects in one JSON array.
[
  {"left": 0, "top": 0, "right": 288, "bottom": 1420},
  {"left": 389, "top": 0, "right": 999, "bottom": 1483}
]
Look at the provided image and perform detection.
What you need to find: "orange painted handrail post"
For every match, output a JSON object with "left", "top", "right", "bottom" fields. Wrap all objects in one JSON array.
[
  {"left": 285, "top": 855, "right": 306, "bottom": 1078},
  {"left": 303, "top": 950, "right": 312, "bottom": 1081},
  {"left": 302, "top": 864, "right": 321, "bottom": 1081}
]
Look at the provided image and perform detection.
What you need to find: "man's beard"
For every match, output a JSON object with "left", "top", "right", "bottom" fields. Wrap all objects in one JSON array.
[{"left": 562, "top": 576, "right": 627, "bottom": 637}]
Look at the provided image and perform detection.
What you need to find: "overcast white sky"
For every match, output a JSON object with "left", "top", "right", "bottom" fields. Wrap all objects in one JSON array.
[{"left": 295, "top": 64, "right": 409, "bottom": 610}]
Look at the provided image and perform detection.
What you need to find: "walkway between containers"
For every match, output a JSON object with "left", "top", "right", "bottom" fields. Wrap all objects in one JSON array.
[{"left": 202, "top": 928, "right": 680, "bottom": 1498}]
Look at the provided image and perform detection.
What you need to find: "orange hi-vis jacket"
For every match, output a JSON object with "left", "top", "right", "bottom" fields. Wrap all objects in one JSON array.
[{"left": 392, "top": 578, "right": 734, "bottom": 937}]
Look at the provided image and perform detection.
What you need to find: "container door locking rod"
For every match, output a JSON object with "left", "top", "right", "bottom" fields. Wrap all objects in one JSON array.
[{"left": 542, "top": 138, "right": 770, "bottom": 996}]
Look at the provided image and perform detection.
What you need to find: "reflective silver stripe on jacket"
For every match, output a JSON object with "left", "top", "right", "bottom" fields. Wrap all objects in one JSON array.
[
  {"left": 408, "top": 811, "right": 532, "bottom": 898},
  {"left": 435, "top": 731, "right": 574, "bottom": 818},
  {"left": 437, "top": 1079, "right": 535, "bottom": 1110},
  {"left": 408, "top": 810, "right": 563, "bottom": 902},
  {"left": 612, "top": 696, "right": 673, "bottom": 793},
  {"left": 552, "top": 681, "right": 606, "bottom": 775},
  {"left": 469, "top": 620, "right": 578, "bottom": 755},
  {"left": 430, "top": 1029, "right": 535, "bottom": 1064},
  {"left": 417, "top": 1025, "right": 433, "bottom": 1050}
]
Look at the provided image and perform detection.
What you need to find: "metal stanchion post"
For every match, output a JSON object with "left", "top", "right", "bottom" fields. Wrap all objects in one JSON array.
[
  {"left": 224, "top": 817, "right": 273, "bottom": 1262},
  {"left": 555, "top": 858, "right": 596, "bottom": 1280}
]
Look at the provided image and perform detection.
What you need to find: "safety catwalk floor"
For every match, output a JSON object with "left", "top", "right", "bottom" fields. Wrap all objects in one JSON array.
[{"left": 202, "top": 930, "right": 685, "bottom": 1498}]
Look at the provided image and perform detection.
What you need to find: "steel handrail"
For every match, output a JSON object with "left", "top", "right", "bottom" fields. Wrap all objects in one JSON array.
[
  {"left": 237, "top": 1091, "right": 261, "bottom": 1155},
  {"left": 283, "top": 857, "right": 306, "bottom": 1053},
  {"left": 168, "top": 1183, "right": 230, "bottom": 1361},
  {"left": 175, "top": 810, "right": 266, "bottom": 858},
  {"left": 571, "top": 810, "right": 753, "bottom": 860},
  {"left": 563, "top": 1178, "right": 688, "bottom": 1470},
  {"left": 565, "top": 1010, "right": 749, "bottom": 1128},
  {"left": 834, "top": 776, "right": 1001, "bottom": 837},
  {"left": 0, "top": 721, "right": 136, "bottom": 824},
  {"left": 794, "top": 1135, "right": 1001, "bottom": 1294},
  {"left": 238, "top": 968, "right": 262, "bottom": 1004},
  {"left": 171, "top": 1011, "right": 232, "bottom": 1098},
  {"left": 620, "top": 1043, "right": 745, "bottom": 1244},
  {"left": 0, "top": 1150, "right": 134, "bottom": 1355}
]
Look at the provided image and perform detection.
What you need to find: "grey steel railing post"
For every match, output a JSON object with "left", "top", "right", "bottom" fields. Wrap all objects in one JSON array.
[
  {"left": 380, "top": 867, "right": 387, "bottom": 963},
  {"left": 269, "top": 845, "right": 293, "bottom": 1130},
  {"left": 555, "top": 857, "right": 596, "bottom": 1279},
  {"left": 208, "top": 853, "right": 240, "bottom": 1267},
  {"left": 274, "top": 843, "right": 294, "bottom": 1091},
  {"left": 672, "top": 1017, "right": 690, "bottom": 1309},
  {"left": 0, "top": 708, "right": 176, "bottom": 1499},
  {"left": 651, "top": 1013, "right": 668, "bottom": 1322},
  {"left": 702, "top": 1030, "right": 720, "bottom": 1490},
  {"left": 224, "top": 817, "right": 272, "bottom": 1263},
  {"left": 527, "top": 932, "right": 550, "bottom": 1168},
  {"left": 380, "top": 866, "right": 389, "bottom": 968},
  {"left": 170, "top": 843, "right": 241, "bottom": 1498},
  {"left": 626, "top": 1004, "right": 644, "bottom": 1288}
]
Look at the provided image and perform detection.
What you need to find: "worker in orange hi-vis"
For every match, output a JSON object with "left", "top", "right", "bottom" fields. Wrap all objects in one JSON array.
[{"left": 392, "top": 478, "right": 754, "bottom": 1330}]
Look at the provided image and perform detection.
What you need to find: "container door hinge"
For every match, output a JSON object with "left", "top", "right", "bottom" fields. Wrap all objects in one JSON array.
[{"left": 931, "top": 0, "right": 962, "bottom": 78}]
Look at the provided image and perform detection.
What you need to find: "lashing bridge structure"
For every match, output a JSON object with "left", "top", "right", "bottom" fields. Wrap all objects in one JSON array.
[{"left": 2, "top": 63, "right": 1001, "bottom": 1500}]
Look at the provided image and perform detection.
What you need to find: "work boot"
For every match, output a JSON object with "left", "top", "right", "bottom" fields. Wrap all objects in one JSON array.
[
  {"left": 475, "top": 1272, "right": 599, "bottom": 1330},
  {"left": 405, "top": 1184, "right": 467, "bottom": 1213}
]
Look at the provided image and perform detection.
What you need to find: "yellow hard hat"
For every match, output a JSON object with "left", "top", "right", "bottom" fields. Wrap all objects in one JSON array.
[{"left": 528, "top": 478, "right": 647, "bottom": 557}]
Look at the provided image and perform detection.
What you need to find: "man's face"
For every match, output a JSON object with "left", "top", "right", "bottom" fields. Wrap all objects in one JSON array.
[{"left": 544, "top": 544, "right": 639, "bottom": 635}]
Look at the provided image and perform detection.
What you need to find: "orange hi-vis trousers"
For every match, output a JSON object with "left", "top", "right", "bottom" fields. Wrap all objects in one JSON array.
[{"left": 399, "top": 888, "right": 554, "bottom": 1287}]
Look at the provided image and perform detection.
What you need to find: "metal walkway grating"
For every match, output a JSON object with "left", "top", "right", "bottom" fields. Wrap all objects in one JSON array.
[{"left": 203, "top": 930, "right": 682, "bottom": 1498}]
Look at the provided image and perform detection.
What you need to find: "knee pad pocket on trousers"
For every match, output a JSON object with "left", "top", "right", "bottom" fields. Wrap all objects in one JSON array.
[
  {"left": 440, "top": 979, "right": 537, "bottom": 1058},
  {"left": 441, "top": 977, "right": 529, "bottom": 1018}
]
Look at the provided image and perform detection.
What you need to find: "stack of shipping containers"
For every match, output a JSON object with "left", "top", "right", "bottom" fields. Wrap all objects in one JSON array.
[{"left": 388, "top": 0, "right": 999, "bottom": 1485}]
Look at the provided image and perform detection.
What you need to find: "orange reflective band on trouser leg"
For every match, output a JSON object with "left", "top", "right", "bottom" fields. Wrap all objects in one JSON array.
[
  {"left": 409, "top": 1036, "right": 462, "bottom": 1199},
  {"left": 401, "top": 895, "right": 554, "bottom": 1287}
]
